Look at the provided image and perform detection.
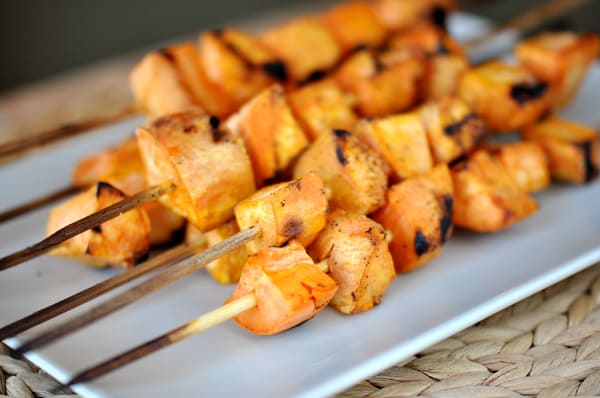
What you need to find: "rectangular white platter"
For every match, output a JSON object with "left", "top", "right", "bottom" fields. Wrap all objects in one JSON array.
[{"left": 1, "top": 9, "right": 600, "bottom": 398}]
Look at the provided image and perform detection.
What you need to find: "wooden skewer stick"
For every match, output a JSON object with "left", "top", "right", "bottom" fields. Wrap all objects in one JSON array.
[
  {"left": 464, "top": 0, "right": 592, "bottom": 50},
  {"left": 0, "top": 239, "right": 205, "bottom": 341},
  {"left": 0, "top": 182, "right": 174, "bottom": 271},
  {"left": 65, "top": 294, "right": 256, "bottom": 387},
  {"left": 0, "top": 185, "right": 80, "bottom": 224},
  {"left": 14, "top": 226, "right": 261, "bottom": 355}
]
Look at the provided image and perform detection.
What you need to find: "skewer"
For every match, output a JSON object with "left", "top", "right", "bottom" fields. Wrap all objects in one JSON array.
[
  {"left": 0, "top": 185, "right": 79, "bottom": 224},
  {"left": 65, "top": 294, "right": 257, "bottom": 387},
  {"left": 13, "top": 226, "right": 261, "bottom": 355},
  {"left": 464, "top": 0, "right": 592, "bottom": 50},
  {"left": 0, "top": 239, "right": 204, "bottom": 341},
  {"left": 0, "top": 182, "right": 174, "bottom": 271}
]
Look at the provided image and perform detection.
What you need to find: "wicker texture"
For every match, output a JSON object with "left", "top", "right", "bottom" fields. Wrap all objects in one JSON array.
[{"left": 340, "top": 263, "right": 600, "bottom": 397}]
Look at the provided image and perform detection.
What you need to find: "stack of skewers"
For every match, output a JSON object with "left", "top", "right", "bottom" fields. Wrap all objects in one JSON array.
[{"left": 0, "top": 0, "right": 599, "bottom": 393}]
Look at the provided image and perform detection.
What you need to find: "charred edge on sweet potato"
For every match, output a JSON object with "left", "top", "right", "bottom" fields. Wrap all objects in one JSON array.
[
  {"left": 443, "top": 113, "right": 477, "bottom": 136},
  {"left": 303, "top": 70, "right": 328, "bottom": 85},
  {"left": 578, "top": 141, "right": 599, "bottom": 183},
  {"left": 431, "top": 6, "right": 448, "bottom": 30},
  {"left": 510, "top": 82, "right": 548, "bottom": 106},
  {"left": 157, "top": 48, "right": 174, "bottom": 62},
  {"left": 283, "top": 216, "right": 304, "bottom": 238},
  {"left": 414, "top": 230, "right": 430, "bottom": 256},
  {"left": 262, "top": 61, "right": 288, "bottom": 81},
  {"left": 440, "top": 195, "right": 453, "bottom": 243}
]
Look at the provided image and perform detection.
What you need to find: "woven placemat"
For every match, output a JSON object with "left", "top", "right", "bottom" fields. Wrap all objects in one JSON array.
[{"left": 2, "top": 262, "right": 600, "bottom": 398}]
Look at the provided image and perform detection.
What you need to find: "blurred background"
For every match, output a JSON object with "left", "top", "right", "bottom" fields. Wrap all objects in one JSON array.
[{"left": 1, "top": 0, "right": 599, "bottom": 142}]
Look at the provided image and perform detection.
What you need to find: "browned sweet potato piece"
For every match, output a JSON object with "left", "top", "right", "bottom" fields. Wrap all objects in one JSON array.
[
  {"left": 309, "top": 210, "right": 395, "bottom": 314},
  {"left": 227, "top": 240, "right": 337, "bottom": 335},
  {"left": 235, "top": 173, "right": 328, "bottom": 254},
  {"left": 260, "top": 19, "right": 342, "bottom": 82},
  {"left": 293, "top": 129, "right": 387, "bottom": 215},
  {"left": 515, "top": 32, "right": 600, "bottom": 108},
  {"left": 47, "top": 182, "right": 151, "bottom": 268},
  {"left": 321, "top": 1, "right": 387, "bottom": 53},
  {"left": 452, "top": 150, "right": 539, "bottom": 232},
  {"left": 287, "top": 79, "right": 358, "bottom": 141},
  {"left": 354, "top": 112, "right": 432, "bottom": 180},
  {"left": 486, "top": 141, "right": 550, "bottom": 193},
  {"left": 334, "top": 48, "right": 423, "bottom": 117},
  {"left": 372, "top": 164, "right": 453, "bottom": 272},
  {"left": 522, "top": 116, "right": 599, "bottom": 184},
  {"left": 373, "top": 0, "right": 456, "bottom": 32},
  {"left": 129, "top": 52, "right": 197, "bottom": 118},
  {"left": 136, "top": 110, "right": 255, "bottom": 231},
  {"left": 225, "top": 84, "right": 309, "bottom": 186},
  {"left": 458, "top": 61, "right": 550, "bottom": 133},
  {"left": 198, "top": 29, "right": 278, "bottom": 110},
  {"left": 419, "top": 97, "right": 487, "bottom": 164}
]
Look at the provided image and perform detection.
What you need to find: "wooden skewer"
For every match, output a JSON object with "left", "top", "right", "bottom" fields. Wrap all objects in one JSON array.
[
  {"left": 65, "top": 294, "right": 257, "bottom": 387},
  {"left": 0, "top": 239, "right": 205, "bottom": 341},
  {"left": 0, "top": 182, "right": 174, "bottom": 271},
  {"left": 0, "top": 185, "right": 80, "bottom": 224},
  {"left": 13, "top": 226, "right": 261, "bottom": 355},
  {"left": 464, "top": 0, "right": 592, "bottom": 50}
]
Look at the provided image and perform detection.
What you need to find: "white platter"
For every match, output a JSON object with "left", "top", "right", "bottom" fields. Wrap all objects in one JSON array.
[{"left": 1, "top": 10, "right": 600, "bottom": 398}]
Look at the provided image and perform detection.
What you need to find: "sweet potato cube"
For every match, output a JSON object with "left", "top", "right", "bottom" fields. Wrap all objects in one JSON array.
[
  {"left": 373, "top": 0, "right": 456, "bottom": 32},
  {"left": 354, "top": 112, "right": 433, "bottom": 180},
  {"left": 309, "top": 210, "right": 395, "bottom": 314},
  {"left": 452, "top": 150, "right": 539, "bottom": 232},
  {"left": 198, "top": 29, "right": 277, "bottom": 110},
  {"left": 47, "top": 182, "right": 151, "bottom": 268},
  {"left": 287, "top": 79, "right": 358, "bottom": 141},
  {"left": 260, "top": 19, "right": 342, "bottom": 82},
  {"left": 515, "top": 32, "right": 600, "bottom": 108},
  {"left": 419, "top": 97, "right": 487, "bottom": 164},
  {"left": 321, "top": 1, "right": 387, "bottom": 52},
  {"left": 227, "top": 240, "right": 337, "bottom": 335},
  {"left": 129, "top": 52, "right": 196, "bottom": 118},
  {"left": 136, "top": 110, "right": 255, "bottom": 231},
  {"left": 234, "top": 173, "right": 328, "bottom": 254},
  {"left": 372, "top": 164, "right": 453, "bottom": 272},
  {"left": 334, "top": 49, "right": 423, "bottom": 117},
  {"left": 293, "top": 129, "right": 387, "bottom": 215},
  {"left": 225, "top": 84, "right": 308, "bottom": 185},
  {"left": 458, "top": 61, "right": 550, "bottom": 133},
  {"left": 486, "top": 141, "right": 550, "bottom": 193},
  {"left": 523, "top": 116, "right": 599, "bottom": 184}
]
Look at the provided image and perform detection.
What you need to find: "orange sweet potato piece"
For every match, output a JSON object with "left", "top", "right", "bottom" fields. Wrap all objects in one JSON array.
[
  {"left": 227, "top": 240, "right": 337, "bottom": 335},
  {"left": 47, "top": 182, "right": 151, "bottom": 268},
  {"left": 458, "top": 61, "right": 550, "bottom": 133},
  {"left": 225, "top": 84, "right": 309, "bottom": 185},
  {"left": 522, "top": 116, "right": 599, "bottom": 184},
  {"left": 372, "top": 164, "right": 453, "bottom": 272},
  {"left": 373, "top": 0, "right": 456, "bottom": 32},
  {"left": 293, "top": 129, "right": 387, "bottom": 215},
  {"left": 309, "top": 210, "right": 395, "bottom": 314},
  {"left": 515, "top": 32, "right": 600, "bottom": 108},
  {"left": 451, "top": 150, "right": 539, "bottom": 232},
  {"left": 234, "top": 173, "right": 328, "bottom": 254},
  {"left": 287, "top": 79, "right": 358, "bottom": 141},
  {"left": 136, "top": 110, "right": 255, "bottom": 231}
]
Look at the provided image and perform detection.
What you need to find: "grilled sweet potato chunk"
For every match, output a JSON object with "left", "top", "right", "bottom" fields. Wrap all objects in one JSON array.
[
  {"left": 287, "top": 79, "right": 358, "bottom": 141},
  {"left": 373, "top": 0, "right": 456, "bottom": 32},
  {"left": 419, "top": 97, "right": 487, "bottom": 164},
  {"left": 293, "top": 129, "right": 387, "bottom": 215},
  {"left": 225, "top": 84, "right": 308, "bottom": 185},
  {"left": 235, "top": 173, "right": 328, "bottom": 254},
  {"left": 136, "top": 110, "right": 255, "bottom": 231},
  {"left": 334, "top": 48, "right": 423, "bottom": 117},
  {"left": 372, "top": 164, "right": 453, "bottom": 272},
  {"left": 321, "top": 1, "right": 387, "bottom": 53},
  {"left": 309, "top": 210, "right": 395, "bottom": 314},
  {"left": 452, "top": 150, "right": 539, "bottom": 232},
  {"left": 129, "top": 52, "right": 197, "bottom": 118},
  {"left": 458, "top": 61, "right": 550, "bottom": 133},
  {"left": 487, "top": 141, "right": 550, "bottom": 193},
  {"left": 515, "top": 32, "right": 600, "bottom": 108},
  {"left": 260, "top": 19, "right": 342, "bottom": 82},
  {"left": 354, "top": 112, "right": 432, "bottom": 180},
  {"left": 227, "top": 240, "right": 337, "bottom": 335},
  {"left": 199, "top": 29, "right": 278, "bottom": 110},
  {"left": 47, "top": 182, "right": 151, "bottom": 268},
  {"left": 523, "top": 116, "right": 599, "bottom": 184}
]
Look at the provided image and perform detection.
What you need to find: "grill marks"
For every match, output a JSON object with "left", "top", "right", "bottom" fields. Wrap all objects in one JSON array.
[{"left": 510, "top": 82, "right": 548, "bottom": 106}]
